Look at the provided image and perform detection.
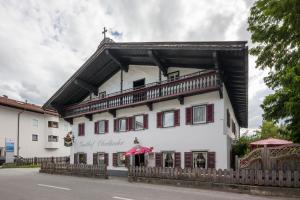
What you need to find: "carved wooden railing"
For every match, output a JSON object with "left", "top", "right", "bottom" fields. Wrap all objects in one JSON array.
[{"left": 64, "top": 70, "right": 218, "bottom": 118}]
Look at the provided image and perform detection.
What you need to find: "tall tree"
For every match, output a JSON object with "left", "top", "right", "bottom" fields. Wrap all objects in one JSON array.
[{"left": 248, "top": 0, "right": 300, "bottom": 142}]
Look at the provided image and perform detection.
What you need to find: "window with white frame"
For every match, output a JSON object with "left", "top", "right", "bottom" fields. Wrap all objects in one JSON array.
[
  {"left": 167, "top": 71, "right": 180, "bottom": 81},
  {"left": 98, "top": 120, "right": 105, "bottom": 134},
  {"left": 48, "top": 121, "right": 58, "bottom": 128},
  {"left": 134, "top": 115, "right": 144, "bottom": 130},
  {"left": 48, "top": 135, "right": 58, "bottom": 142},
  {"left": 119, "top": 119, "right": 126, "bottom": 132},
  {"left": 192, "top": 152, "right": 207, "bottom": 169},
  {"left": 163, "top": 152, "right": 175, "bottom": 168},
  {"left": 193, "top": 105, "right": 206, "bottom": 124},
  {"left": 98, "top": 153, "right": 105, "bottom": 165},
  {"left": 163, "top": 111, "right": 174, "bottom": 127},
  {"left": 32, "top": 134, "right": 38, "bottom": 141},
  {"left": 117, "top": 152, "right": 126, "bottom": 167},
  {"left": 32, "top": 119, "right": 38, "bottom": 127}
]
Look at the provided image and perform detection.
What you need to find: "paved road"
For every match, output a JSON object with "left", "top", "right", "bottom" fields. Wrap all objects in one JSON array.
[{"left": 0, "top": 168, "right": 296, "bottom": 200}]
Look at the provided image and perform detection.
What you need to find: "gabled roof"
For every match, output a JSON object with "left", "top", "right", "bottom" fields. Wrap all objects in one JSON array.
[
  {"left": 0, "top": 95, "right": 58, "bottom": 116},
  {"left": 43, "top": 39, "right": 248, "bottom": 127}
]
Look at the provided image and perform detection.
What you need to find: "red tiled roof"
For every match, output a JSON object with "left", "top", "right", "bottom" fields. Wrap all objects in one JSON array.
[{"left": 0, "top": 96, "right": 58, "bottom": 116}]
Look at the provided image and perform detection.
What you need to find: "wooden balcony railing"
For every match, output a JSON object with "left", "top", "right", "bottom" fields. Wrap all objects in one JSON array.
[{"left": 64, "top": 70, "right": 219, "bottom": 118}]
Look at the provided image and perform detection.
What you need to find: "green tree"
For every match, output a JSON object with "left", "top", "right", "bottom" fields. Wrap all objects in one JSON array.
[
  {"left": 248, "top": 0, "right": 300, "bottom": 142},
  {"left": 256, "top": 120, "right": 281, "bottom": 139}
]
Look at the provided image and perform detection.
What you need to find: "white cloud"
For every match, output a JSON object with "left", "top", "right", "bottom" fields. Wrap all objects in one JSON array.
[{"left": 0, "top": 0, "right": 268, "bottom": 128}]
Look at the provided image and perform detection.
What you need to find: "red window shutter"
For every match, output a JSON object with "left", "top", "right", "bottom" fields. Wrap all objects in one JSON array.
[
  {"left": 125, "top": 156, "right": 129, "bottom": 168},
  {"left": 94, "top": 122, "right": 99, "bottom": 134},
  {"left": 93, "top": 153, "right": 97, "bottom": 165},
  {"left": 184, "top": 152, "right": 193, "bottom": 168},
  {"left": 114, "top": 119, "right": 119, "bottom": 132},
  {"left": 157, "top": 112, "right": 162, "bottom": 128},
  {"left": 104, "top": 153, "right": 109, "bottom": 166},
  {"left": 227, "top": 109, "right": 230, "bottom": 127},
  {"left": 208, "top": 152, "right": 216, "bottom": 169},
  {"left": 155, "top": 153, "right": 162, "bottom": 167},
  {"left": 143, "top": 114, "right": 148, "bottom": 129},
  {"left": 174, "top": 152, "right": 181, "bottom": 168},
  {"left": 174, "top": 109, "right": 180, "bottom": 126},
  {"left": 128, "top": 117, "right": 133, "bottom": 131},
  {"left": 78, "top": 124, "right": 81, "bottom": 136},
  {"left": 206, "top": 104, "right": 214, "bottom": 123},
  {"left": 186, "top": 107, "right": 192, "bottom": 125},
  {"left": 113, "top": 153, "right": 118, "bottom": 167},
  {"left": 105, "top": 120, "right": 109, "bottom": 133},
  {"left": 74, "top": 153, "right": 78, "bottom": 164},
  {"left": 82, "top": 123, "right": 85, "bottom": 136}
]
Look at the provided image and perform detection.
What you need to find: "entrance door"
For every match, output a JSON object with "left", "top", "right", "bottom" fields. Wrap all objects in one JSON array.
[
  {"left": 134, "top": 154, "right": 145, "bottom": 167},
  {"left": 133, "top": 79, "right": 146, "bottom": 102},
  {"left": 97, "top": 153, "right": 105, "bottom": 165}
]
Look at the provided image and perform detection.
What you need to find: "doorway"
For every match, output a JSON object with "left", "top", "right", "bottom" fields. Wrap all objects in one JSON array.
[
  {"left": 134, "top": 154, "right": 145, "bottom": 167},
  {"left": 133, "top": 79, "right": 146, "bottom": 102}
]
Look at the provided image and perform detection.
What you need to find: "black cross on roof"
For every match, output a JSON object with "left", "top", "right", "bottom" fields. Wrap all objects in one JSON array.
[{"left": 102, "top": 27, "right": 107, "bottom": 39}]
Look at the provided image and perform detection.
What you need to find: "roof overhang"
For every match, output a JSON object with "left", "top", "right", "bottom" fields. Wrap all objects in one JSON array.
[{"left": 43, "top": 40, "right": 248, "bottom": 127}]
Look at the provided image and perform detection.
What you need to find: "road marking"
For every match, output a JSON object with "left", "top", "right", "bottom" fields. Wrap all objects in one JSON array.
[
  {"left": 37, "top": 184, "right": 72, "bottom": 191},
  {"left": 112, "top": 196, "right": 134, "bottom": 200}
]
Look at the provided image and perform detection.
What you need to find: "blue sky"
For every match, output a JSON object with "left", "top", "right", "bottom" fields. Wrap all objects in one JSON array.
[{"left": 0, "top": 0, "right": 270, "bottom": 128}]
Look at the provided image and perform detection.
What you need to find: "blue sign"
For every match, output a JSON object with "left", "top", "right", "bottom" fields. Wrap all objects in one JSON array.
[{"left": 5, "top": 142, "right": 14, "bottom": 152}]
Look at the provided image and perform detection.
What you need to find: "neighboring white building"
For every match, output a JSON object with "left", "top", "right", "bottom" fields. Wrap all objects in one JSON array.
[
  {"left": 0, "top": 95, "right": 71, "bottom": 159},
  {"left": 44, "top": 39, "right": 248, "bottom": 174}
]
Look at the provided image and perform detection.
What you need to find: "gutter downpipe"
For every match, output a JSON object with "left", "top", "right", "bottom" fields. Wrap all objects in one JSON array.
[{"left": 17, "top": 109, "right": 25, "bottom": 157}]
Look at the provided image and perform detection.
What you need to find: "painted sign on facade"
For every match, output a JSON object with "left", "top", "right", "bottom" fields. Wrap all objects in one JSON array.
[{"left": 5, "top": 138, "right": 14, "bottom": 152}]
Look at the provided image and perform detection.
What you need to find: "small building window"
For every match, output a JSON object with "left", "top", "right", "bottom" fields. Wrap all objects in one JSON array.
[
  {"left": 232, "top": 120, "right": 236, "bottom": 135},
  {"left": 163, "top": 152, "right": 174, "bottom": 168},
  {"left": 32, "top": 134, "right": 38, "bottom": 141},
  {"left": 167, "top": 71, "right": 180, "bottom": 81},
  {"left": 32, "top": 119, "right": 38, "bottom": 127},
  {"left": 163, "top": 111, "right": 175, "bottom": 127},
  {"left": 98, "top": 91, "right": 106, "bottom": 99},
  {"left": 98, "top": 120, "right": 105, "bottom": 134},
  {"left": 119, "top": 119, "right": 126, "bottom": 132},
  {"left": 48, "top": 121, "right": 59, "bottom": 128},
  {"left": 48, "top": 135, "right": 58, "bottom": 142},
  {"left": 193, "top": 152, "right": 207, "bottom": 169},
  {"left": 227, "top": 109, "right": 231, "bottom": 128},
  {"left": 134, "top": 115, "right": 144, "bottom": 130},
  {"left": 78, "top": 153, "right": 87, "bottom": 164},
  {"left": 117, "top": 152, "right": 126, "bottom": 167},
  {"left": 193, "top": 105, "right": 206, "bottom": 124}
]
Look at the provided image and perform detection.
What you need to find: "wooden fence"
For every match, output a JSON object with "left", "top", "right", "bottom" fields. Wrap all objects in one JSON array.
[
  {"left": 128, "top": 166, "right": 300, "bottom": 188},
  {"left": 238, "top": 144, "right": 300, "bottom": 170},
  {"left": 40, "top": 163, "right": 108, "bottom": 179},
  {"left": 16, "top": 156, "right": 70, "bottom": 165}
]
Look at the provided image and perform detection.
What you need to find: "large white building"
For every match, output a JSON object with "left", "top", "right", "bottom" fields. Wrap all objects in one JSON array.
[
  {"left": 0, "top": 96, "right": 71, "bottom": 159},
  {"left": 44, "top": 39, "right": 248, "bottom": 174}
]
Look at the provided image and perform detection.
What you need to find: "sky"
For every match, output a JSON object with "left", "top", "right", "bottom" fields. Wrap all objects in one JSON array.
[{"left": 0, "top": 0, "right": 271, "bottom": 129}]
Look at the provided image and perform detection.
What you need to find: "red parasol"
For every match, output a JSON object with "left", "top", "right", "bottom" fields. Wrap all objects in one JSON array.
[{"left": 125, "top": 145, "right": 153, "bottom": 156}]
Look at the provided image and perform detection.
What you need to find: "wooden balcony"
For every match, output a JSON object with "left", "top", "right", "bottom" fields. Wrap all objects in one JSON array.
[{"left": 64, "top": 70, "right": 219, "bottom": 118}]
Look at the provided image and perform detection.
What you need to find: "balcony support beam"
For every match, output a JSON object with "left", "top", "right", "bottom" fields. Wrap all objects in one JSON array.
[
  {"left": 213, "top": 51, "right": 223, "bottom": 99},
  {"left": 177, "top": 96, "right": 184, "bottom": 105},
  {"left": 108, "top": 109, "right": 116, "bottom": 118},
  {"left": 146, "top": 102, "right": 153, "bottom": 111},
  {"left": 148, "top": 50, "right": 168, "bottom": 77},
  {"left": 74, "top": 79, "right": 98, "bottom": 96},
  {"left": 105, "top": 50, "right": 128, "bottom": 72},
  {"left": 85, "top": 114, "right": 93, "bottom": 121}
]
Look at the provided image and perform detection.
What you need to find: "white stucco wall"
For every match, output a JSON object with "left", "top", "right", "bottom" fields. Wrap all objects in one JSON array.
[{"left": 0, "top": 105, "right": 71, "bottom": 158}]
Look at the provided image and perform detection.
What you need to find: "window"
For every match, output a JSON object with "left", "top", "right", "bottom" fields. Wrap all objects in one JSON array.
[
  {"left": 78, "top": 123, "right": 85, "bottom": 136},
  {"left": 193, "top": 152, "right": 207, "bottom": 169},
  {"left": 32, "top": 134, "right": 38, "bottom": 141},
  {"left": 97, "top": 153, "right": 105, "bottom": 165},
  {"left": 117, "top": 152, "right": 126, "bottom": 167},
  {"left": 98, "top": 121, "right": 105, "bottom": 134},
  {"left": 48, "top": 121, "right": 59, "bottom": 128},
  {"left": 78, "top": 153, "right": 87, "bottom": 164},
  {"left": 163, "top": 152, "right": 174, "bottom": 168},
  {"left": 227, "top": 109, "right": 231, "bottom": 128},
  {"left": 134, "top": 115, "right": 144, "bottom": 130},
  {"left": 163, "top": 111, "right": 175, "bottom": 127},
  {"left": 168, "top": 71, "right": 180, "bottom": 81},
  {"left": 119, "top": 119, "right": 126, "bottom": 132},
  {"left": 133, "top": 78, "right": 145, "bottom": 89},
  {"left": 32, "top": 119, "right": 38, "bottom": 127},
  {"left": 98, "top": 91, "right": 106, "bottom": 99},
  {"left": 232, "top": 120, "right": 236, "bottom": 135},
  {"left": 193, "top": 105, "right": 206, "bottom": 124},
  {"left": 48, "top": 135, "right": 58, "bottom": 142}
]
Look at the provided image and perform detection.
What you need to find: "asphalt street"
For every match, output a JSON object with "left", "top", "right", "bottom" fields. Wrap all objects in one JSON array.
[{"left": 0, "top": 168, "right": 296, "bottom": 200}]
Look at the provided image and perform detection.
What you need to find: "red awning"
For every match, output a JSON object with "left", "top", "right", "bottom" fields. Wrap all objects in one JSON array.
[{"left": 125, "top": 145, "right": 153, "bottom": 156}]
